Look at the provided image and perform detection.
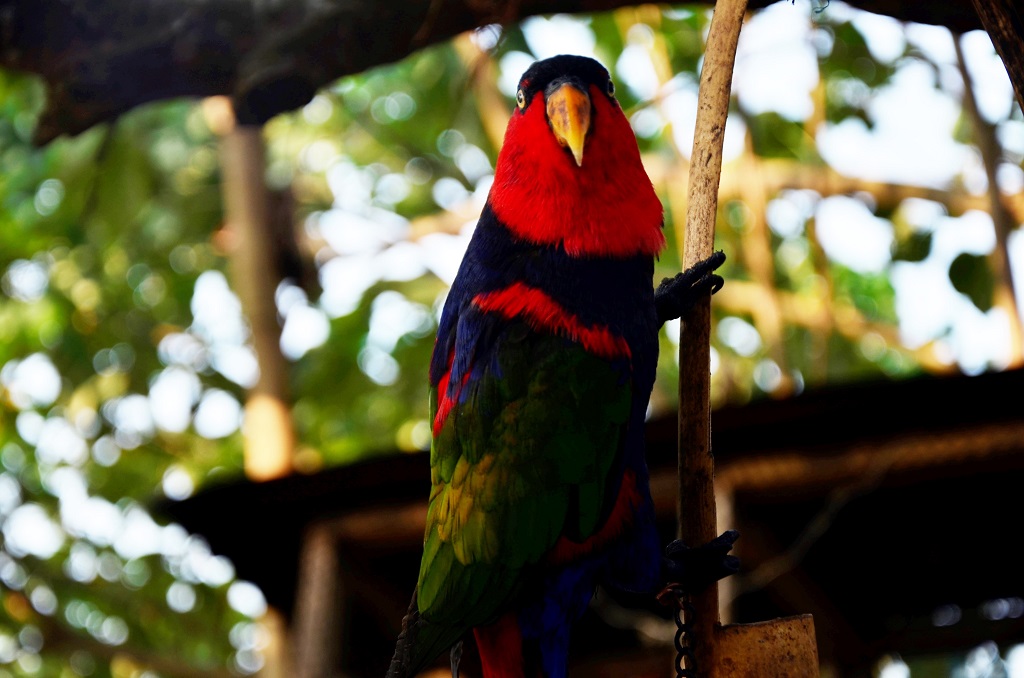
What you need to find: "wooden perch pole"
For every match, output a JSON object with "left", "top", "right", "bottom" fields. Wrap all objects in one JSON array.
[
  {"left": 677, "top": 1, "right": 818, "bottom": 675},
  {"left": 677, "top": 0, "right": 749, "bottom": 667}
]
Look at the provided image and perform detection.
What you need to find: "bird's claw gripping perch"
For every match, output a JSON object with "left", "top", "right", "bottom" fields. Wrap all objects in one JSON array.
[
  {"left": 658, "top": 531, "right": 737, "bottom": 678},
  {"left": 662, "top": 529, "right": 740, "bottom": 594},
  {"left": 655, "top": 250, "right": 726, "bottom": 325}
]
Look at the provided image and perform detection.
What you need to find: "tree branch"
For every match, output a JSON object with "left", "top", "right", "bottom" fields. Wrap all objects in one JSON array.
[
  {"left": 955, "top": 35, "right": 1024, "bottom": 366},
  {"left": 968, "top": 0, "right": 1024, "bottom": 113},
  {"left": 0, "top": 0, "right": 984, "bottom": 145}
]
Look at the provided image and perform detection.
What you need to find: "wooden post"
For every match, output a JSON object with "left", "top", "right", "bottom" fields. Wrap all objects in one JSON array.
[
  {"left": 210, "top": 98, "right": 296, "bottom": 481},
  {"left": 292, "top": 525, "right": 342, "bottom": 678},
  {"left": 677, "top": 0, "right": 749, "bottom": 669},
  {"left": 677, "top": 1, "right": 819, "bottom": 675},
  {"left": 208, "top": 97, "right": 298, "bottom": 677}
]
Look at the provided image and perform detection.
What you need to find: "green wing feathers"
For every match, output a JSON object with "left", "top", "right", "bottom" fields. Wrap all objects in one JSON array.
[{"left": 416, "top": 326, "right": 632, "bottom": 627}]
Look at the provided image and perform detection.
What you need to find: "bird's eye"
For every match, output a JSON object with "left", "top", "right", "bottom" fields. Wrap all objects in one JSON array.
[
  {"left": 516, "top": 89, "right": 526, "bottom": 109},
  {"left": 606, "top": 80, "right": 616, "bottom": 97}
]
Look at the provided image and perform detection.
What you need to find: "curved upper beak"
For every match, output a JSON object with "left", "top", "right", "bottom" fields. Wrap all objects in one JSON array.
[{"left": 545, "top": 82, "right": 591, "bottom": 167}]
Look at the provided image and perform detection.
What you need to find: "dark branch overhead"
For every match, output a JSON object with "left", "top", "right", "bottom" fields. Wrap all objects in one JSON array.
[
  {"left": 968, "top": 0, "right": 1024, "bottom": 112},
  {"left": 0, "top": 0, "right": 986, "bottom": 144}
]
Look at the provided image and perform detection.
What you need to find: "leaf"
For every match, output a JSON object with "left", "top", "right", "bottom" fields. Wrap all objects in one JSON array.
[
  {"left": 747, "top": 112, "right": 813, "bottom": 160},
  {"left": 94, "top": 128, "right": 156, "bottom": 234},
  {"left": 891, "top": 230, "right": 933, "bottom": 263},
  {"left": 822, "top": 23, "right": 898, "bottom": 88},
  {"left": 949, "top": 252, "right": 994, "bottom": 312}
]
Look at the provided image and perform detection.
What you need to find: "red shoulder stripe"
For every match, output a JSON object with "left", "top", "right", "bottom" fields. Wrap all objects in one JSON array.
[
  {"left": 472, "top": 283, "right": 631, "bottom": 360},
  {"left": 433, "top": 351, "right": 471, "bottom": 437},
  {"left": 434, "top": 367, "right": 454, "bottom": 437}
]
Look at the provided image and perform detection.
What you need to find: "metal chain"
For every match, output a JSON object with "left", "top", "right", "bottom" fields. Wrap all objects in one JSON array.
[{"left": 658, "top": 585, "right": 696, "bottom": 678}]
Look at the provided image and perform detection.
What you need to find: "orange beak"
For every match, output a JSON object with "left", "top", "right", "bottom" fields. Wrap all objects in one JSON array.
[{"left": 546, "top": 83, "right": 591, "bottom": 167}]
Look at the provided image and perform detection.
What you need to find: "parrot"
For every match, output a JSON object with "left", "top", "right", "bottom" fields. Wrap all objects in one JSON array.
[{"left": 386, "top": 54, "right": 737, "bottom": 678}]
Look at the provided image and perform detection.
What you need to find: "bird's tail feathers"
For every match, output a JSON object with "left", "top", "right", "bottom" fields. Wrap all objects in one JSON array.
[
  {"left": 386, "top": 593, "right": 422, "bottom": 678},
  {"left": 386, "top": 591, "right": 462, "bottom": 678}
]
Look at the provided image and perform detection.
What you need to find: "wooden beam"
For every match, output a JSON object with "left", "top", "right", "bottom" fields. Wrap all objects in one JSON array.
[{"left": 713, "top": 420, "right": 1024, "bottom": 498}]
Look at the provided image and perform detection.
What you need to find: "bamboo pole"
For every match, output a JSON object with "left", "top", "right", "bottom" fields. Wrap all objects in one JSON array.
[{"left": 676, "top": 0, "right": 748, "bottom": 670}]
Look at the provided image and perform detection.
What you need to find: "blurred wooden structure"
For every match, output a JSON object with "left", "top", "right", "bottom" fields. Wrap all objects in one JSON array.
[{"left": 159, "top": 366, "right": 1024, "bottom": 677}]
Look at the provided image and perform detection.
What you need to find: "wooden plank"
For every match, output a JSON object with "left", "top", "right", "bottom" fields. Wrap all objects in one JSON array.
[{"left": 713, "top": 616, "right": 819, "bottom": 677}]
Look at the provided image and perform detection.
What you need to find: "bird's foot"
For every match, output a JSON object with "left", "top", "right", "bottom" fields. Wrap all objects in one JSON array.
[
  {"left": 661, "top": 529, "right": 740, "bottom": 594},
  {"left": 450, "top": 640, "right": 463, "bottom": 678},
  {"left": 655, "top": 251, "right": 726, "bottom": 325}
]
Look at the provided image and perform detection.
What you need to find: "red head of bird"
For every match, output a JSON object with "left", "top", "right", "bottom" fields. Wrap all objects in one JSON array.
[{"left": 487, "top": 54, "right": 665, "bottom": 259}]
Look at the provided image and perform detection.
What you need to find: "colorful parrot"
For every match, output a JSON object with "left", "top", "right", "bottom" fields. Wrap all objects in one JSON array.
[{"left": 387, "top": 54, "right": 736, "bottom": 678}]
